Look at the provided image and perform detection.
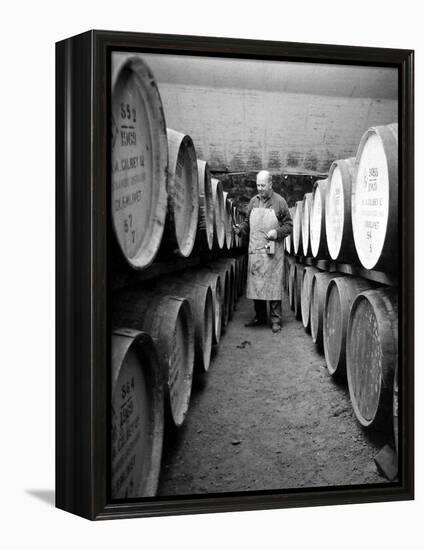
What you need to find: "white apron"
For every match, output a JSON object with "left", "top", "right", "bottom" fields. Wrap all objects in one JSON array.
[{"left": 246, "top": 207, "right": 284, "bottom": 300}]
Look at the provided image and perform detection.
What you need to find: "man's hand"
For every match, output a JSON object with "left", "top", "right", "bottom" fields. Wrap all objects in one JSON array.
[{"left": 267, "top": 229, "right": 277, "bottom": 241}]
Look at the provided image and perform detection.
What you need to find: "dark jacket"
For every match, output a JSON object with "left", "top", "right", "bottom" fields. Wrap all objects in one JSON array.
[{"left": 239, "top": 190, "right": 293, "bottom": 242}]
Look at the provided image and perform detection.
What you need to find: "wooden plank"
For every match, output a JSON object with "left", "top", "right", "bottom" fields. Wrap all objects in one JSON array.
[
  {"left": 295, "top": 255, "right": 313, "bottom": 266},
  {"left": 336, "top": 263, "right": 398, "bottom": 286},
  {"left": 111, "top": 250, "right": 249, "bottom": 291},
  {"left": 315, "top": 259, "right": 335, "bottom": 271},
  {"left": 294, "top": 257, "right": 397, "bottom": 286},
  {"left": 111, "top": 256, "right": 203, "bottom": 291}
]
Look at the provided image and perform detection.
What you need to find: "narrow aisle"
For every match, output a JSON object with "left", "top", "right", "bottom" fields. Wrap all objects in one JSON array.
[{"left": 158, "top": 294, "right": 387, "bottom": 496}]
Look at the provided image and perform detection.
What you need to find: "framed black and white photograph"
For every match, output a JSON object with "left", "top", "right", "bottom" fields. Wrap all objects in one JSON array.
[{"left": 56, "top": 30, "right": 414, "bottom": 520}]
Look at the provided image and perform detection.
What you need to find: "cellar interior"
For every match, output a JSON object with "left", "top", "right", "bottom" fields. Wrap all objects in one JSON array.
[{"left": 110, "top": 51, "right": 399, "bottom": 500}]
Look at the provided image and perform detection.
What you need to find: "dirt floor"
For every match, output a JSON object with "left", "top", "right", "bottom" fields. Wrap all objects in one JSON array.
[{"left": 157, "top": 293, "right": 391, "bottom": 496}]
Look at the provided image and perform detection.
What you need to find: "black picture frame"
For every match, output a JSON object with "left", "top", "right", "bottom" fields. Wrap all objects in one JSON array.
[{"left": 56, "top": 30, "right": 414, "bottom": 520}]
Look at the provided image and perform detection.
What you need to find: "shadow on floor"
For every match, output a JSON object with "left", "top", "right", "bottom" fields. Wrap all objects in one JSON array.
[{"left": 26, "top": 489, "right": 55, "bottom": 507}]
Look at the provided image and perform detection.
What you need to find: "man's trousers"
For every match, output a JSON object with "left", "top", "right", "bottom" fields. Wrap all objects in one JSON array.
[{"left": 253, "top": 299, "right": 282, "bottom": 325}]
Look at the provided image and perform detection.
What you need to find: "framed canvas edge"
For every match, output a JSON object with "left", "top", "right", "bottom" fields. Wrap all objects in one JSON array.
[{"left": 55, "top": 29, "right": 414, "bottom": 521}]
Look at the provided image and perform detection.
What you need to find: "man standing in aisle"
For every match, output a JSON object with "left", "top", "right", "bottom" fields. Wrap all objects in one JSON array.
[{"left": 234, "top": 170, "right": 292, "bottom": 333}]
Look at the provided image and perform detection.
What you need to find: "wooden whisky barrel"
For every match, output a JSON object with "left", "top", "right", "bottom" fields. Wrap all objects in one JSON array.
[
  {"left": 288, "top": 260, "right": 296, "bottom": 310},
  {"left": 234, "top": 255, "right": 241, "bottom": 297},
  {"left": 111, "top": 328, "right": 164, "bottom": 498},
  {"left": 229, "top": 257, "right": 238, "bottom": 310},
  {"left": 229, "top": 257, "right": 238, "bottom": 311},
  {"left": 301, "top": 266, "right": 320, "bottom": 331},
  {"left": 232, "top": 207, "right": 238, "bottom": 248},
  {"left": 239, "top": 211, "right": 245, "bottom": 249},
  {"left": 294, "top": 264, "right": 305, "bottom": 320},
  {"left": 346, "top": 289, "right": 398, "bottom": 430},
  {"left": 243, "top": 252, "right": 249, "bottom": 289},
  {"left": 159, "top": 129, "right": 199, "bottom": 258},
  {"left": 234, "top": 207, "right": 242, "bottom": 248},
  {"left": 238, "top": 253, "right": 248, "bottom": 296},
  {"left": 220, "top": 267, "right": 231, "bottom": 330},
  {"left": 111, "top": 57, "right": 168, "bottom": 270},
  {"left": 301, "top": 193, "right": 313, "bottom": 257},
  {"left": 282, "top": 254, "right": 287, "bottom": 291},
  {"left": 211, "top": 178, "right": 225, "bottom": 250},
  {"left": 310, "top": 271, "right": 344, "bottom": 349},
  {"left": 286, "top": 206, "right": 295, "bottom": 255},
  {"left": 223, "top": 192, "right": 234, "bottom": 250},
  {"left": 284, "top": 235, "right": 290, "bottom": 254},
  {"left": 195, "top": 160, "right": 214, "bottom": 251},
  {"left": 155, "top": 279, "right": 214, "bottom": 374},
  {"left": 213, "top": 258, "right": 236, "bottom": 319},
  {"left": 283, "top": 255, "right": 292, "bottom": 292},
  {"left": 112, "top": 291, "right": 194, "bottom": 427},
  {"left": 205, "top": 263, "right": 230, "bottom": 331},
  {"left": 325, "top": 158, "right": 357, "bottom": 263},
  {"left": 241, "top": 214, "right": 249, "bottom": 249},
  {"left": 351, "top": 124, "right": 398, "bottom": 271},
  {"left": 234, "top": 256, "right": 242, "bottom": 306},
  {"left": 323, "top": 276, "right": 375, "bottom": 377},
  {"left": 293, "top": 201, "right": 303, "bottom": 255},
  {"left": 310, "top": 179, "right": 329, "bottom": 259},
  {"left": 183, "top": 269, "right": 223, "bottom": 345},
  {"left": 286, "top": 207, "right": 294, "bottom": 254}
]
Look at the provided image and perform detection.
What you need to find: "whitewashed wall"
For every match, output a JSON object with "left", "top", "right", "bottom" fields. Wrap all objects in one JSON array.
[
  {"left": 113, "top": 52, "right": 398, "bottom": 173},
  {"left": 156, "top": 82, "right": 397, "bottom": 172}
]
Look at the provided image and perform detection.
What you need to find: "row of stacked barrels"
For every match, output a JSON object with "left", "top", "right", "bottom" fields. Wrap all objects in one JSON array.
[
  {"left": 111, "top": 255, "right": 248, "bottom": 500},
  {"left": 285, "top": 122, "right": 398, "bottom": 273},
  {"left": 111, "top": 55, "right": 247, "bottom": 272},
  {"left": 110, "top": 53, "right": 250, "bottom": 501},
  {"left": 283, "top": 122, "right": 399, "bottom": 453}
]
